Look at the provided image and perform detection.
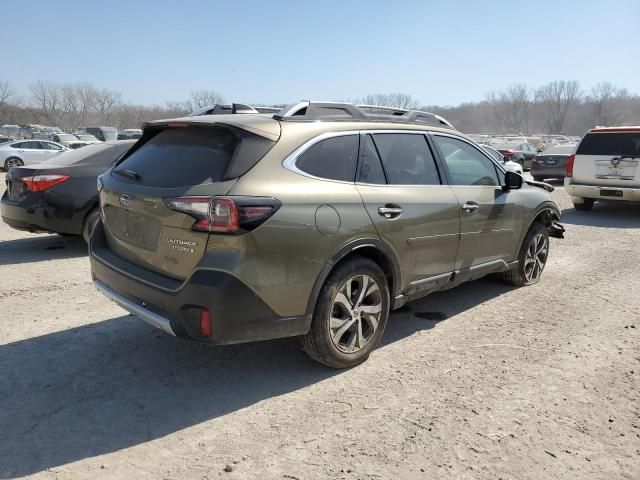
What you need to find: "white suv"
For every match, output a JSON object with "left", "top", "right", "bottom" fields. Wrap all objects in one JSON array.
[{"left": 565, "top": 127, "right": 640, "bottom": 210}]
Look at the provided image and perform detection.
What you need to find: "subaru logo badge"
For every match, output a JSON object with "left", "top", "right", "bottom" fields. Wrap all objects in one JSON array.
[{"left": 119, "top": 194, "right": 131, "bottom": 208}]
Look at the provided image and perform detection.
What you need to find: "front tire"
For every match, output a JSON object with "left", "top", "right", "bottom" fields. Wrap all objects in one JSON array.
[
  {"left": 4, "top": 157, "right": 23, "bottom": 170},
  {"left": 574, "top": 198, "right": 595, "bottom": 211},
  {"left": 500, "top": 222, "right": 549, "bottom": 287},
  {"left": 302, "top": 257, "right": 390, "bottom": 368}
]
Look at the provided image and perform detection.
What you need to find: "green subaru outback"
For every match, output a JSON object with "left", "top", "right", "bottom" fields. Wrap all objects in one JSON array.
[{"left": 90, "top": 101, "right": 564, "bottom": 368}]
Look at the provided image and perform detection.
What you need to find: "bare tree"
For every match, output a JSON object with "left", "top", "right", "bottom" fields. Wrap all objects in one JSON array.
[
  {"left": 94, "top": 88, "right": 122, "bottom": 125},
  {"left": 588, "top": 82, "right": 630, "bottom": 127},
  {"left": 190, "top": 89, "right": 224, "bottom": 108},
  {"left": 535, "top": 80, "right": 582, "bottom": 133},
  {"left": 359, "top": 93, "right": 420, "bottom": 109},
  {"left": 30, "top": 80, "right": 68, "bottom": 125},
  {"left": 0, "top": 80, "right": 16, "bottom": 121}
]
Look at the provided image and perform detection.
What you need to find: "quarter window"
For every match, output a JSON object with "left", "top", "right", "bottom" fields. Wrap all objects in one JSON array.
[
  {"left": 433, "top": 136, "right": 499, "bottom": 186},
  {"left": 295, "top": 135, "right": 359, "bottom": 182},
  {"left": 371, "top": 133, "right": 440, "bottom": 185}
]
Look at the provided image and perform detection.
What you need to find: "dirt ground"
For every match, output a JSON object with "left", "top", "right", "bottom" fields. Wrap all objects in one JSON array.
[{"left": 0, "top": 171, "right": 638, "bottom": 480}]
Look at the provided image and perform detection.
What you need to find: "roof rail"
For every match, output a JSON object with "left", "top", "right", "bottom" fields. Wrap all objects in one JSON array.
[{"left": 274, "top": 101, "right": 455, "bottom": 129}]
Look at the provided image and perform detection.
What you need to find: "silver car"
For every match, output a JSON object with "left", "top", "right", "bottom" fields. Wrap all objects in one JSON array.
[{"left": 0, "top": 140, "right": 69, "bottom": 170}]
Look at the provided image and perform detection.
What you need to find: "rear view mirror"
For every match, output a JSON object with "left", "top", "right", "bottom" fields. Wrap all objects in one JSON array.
[{"left": 503, "top": 171, "right": 523, "bottom": 190}]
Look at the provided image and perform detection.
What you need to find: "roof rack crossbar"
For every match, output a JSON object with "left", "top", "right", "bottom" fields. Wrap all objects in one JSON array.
[{"left": 274, "top": 101, "right": 454, "bottom": 129}]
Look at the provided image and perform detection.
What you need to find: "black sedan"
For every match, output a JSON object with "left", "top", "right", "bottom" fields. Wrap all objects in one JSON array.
[
  {"left": 530, "top": 144, "right": 576, "bottom": 181},
  {"left": 1, "top": 140, "right": 135, "bottom": 242}
]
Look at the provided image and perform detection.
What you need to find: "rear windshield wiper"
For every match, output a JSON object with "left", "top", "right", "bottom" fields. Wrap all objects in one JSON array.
[{"left": 114, "top": 169, "right": 140, "bottom": 181}]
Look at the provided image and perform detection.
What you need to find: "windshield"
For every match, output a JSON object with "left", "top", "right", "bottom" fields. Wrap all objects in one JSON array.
[
  {"left": 57, "top": 134, "right": 77, "bottom": 141},
  {"left": 42, "top": 141, "right": 135, "bottom": 168},
  {"left": 541, "top": 145, "right": 576, "bottom": 155}
]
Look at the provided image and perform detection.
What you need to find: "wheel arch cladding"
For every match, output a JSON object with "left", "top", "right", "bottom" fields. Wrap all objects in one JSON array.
[{"left": 305, "top": 239, "right": 401, "bottom": 316}]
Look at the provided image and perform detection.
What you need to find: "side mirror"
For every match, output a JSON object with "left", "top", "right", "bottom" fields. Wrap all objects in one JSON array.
[{"left": 503, "top": 171, "right": 523, "bottom": 191}]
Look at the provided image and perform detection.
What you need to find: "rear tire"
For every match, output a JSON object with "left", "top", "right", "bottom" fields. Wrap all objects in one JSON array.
[
  {"left": 574, "top": 198, "right": 594, "bottom": 211},
  {"left": 4, "top": 157, "right": 23, "bottom": 170},
  {"left": 82, "top": 208, "right": 101, "bottom": 244},
  {"left": 302, "top": 257, "right": 390, "bottom": 368},
  {"left": 500, "top": 222, "right": 549, "bottom": 287}
]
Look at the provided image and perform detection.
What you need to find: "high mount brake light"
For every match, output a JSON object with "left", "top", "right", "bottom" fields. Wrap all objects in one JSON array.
[
  {"left": 164, "top": 196, "right": 279, "bottom": 233},
  {"left": 566, "top": 154, "right": 575, "bottom": 177},
  {"left": 20, "top": 174, "right": 69, "bottom": 192}
]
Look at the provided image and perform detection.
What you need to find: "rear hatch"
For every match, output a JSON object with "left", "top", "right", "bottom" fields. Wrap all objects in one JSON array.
[
  {"left": 98, "top": 117, "right": 280, "bottom": 280},
  {"left": 573, "top": 130, "right": 640, "bottom": 187}
]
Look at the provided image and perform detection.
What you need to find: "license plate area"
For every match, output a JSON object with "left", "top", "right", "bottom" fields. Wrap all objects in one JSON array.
[
  {"left": 545, "top": 158, "right": 557, "bottom": 165},
  {"left": 104, "top": 206, "right": 161, "bottom": 251},
  {"left": 7, "top": 180, "right": 26, "bottom": 201},
  {"left": 595, "top": 159, "right": 638, "bottom": 180},
  {"left": 600, "top": 189, "right": 623, "bottom": 198}
]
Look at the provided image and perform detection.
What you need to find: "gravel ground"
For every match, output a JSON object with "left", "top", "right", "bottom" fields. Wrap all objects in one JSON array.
[{"left": 0, "top": 172, "right": 638, "bottom": 480}]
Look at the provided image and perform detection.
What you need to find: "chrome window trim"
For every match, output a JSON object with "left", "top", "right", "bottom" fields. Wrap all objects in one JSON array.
[{"left": 283, "top": 128, "right": 442, "bottom": 185}]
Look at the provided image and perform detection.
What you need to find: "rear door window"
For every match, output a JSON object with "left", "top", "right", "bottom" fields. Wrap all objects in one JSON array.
[
  {"left": 295, "top": 135, "right": 359, "bottom": 182},
  {"left": 115, "top": 127, "right": 239, "bottom": 188},
  {"left": 371, "top": 133, "right": 440, "bottom": 185},
  {"left": 433, "top": 135, "right": 499, "bottom": 186},
  {"left": 576, "top": 133, "right": 640, "bottom": 157},
  {"left": 357, "top": 135, "right": 387, "bottom": 184}
]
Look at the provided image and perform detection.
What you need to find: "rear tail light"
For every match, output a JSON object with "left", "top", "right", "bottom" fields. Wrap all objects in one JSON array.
[
  {"left": 566, "top": 154, "right": 575, "bottom": 177},
  {"left": 164, "top": 196, "right": 281, "bottom": 233},
  {"left": 20, "top": 174, "right": 69, "bottom": 192}
]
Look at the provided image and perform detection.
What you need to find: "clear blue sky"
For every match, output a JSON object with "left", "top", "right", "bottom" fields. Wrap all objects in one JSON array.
[{"left": 2, "top": 0, "right": 638, "bottom": 107}]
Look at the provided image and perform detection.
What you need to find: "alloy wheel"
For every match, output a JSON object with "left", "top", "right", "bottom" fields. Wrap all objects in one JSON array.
[
  {"left": 330, "top": 275, "right": 382, "bottom": 354},
  {"left": 523, "top": 233, "right": 548, "bottom": 282}
]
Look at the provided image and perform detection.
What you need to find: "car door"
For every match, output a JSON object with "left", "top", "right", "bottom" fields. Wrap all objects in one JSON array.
[
  {"left": 17, "top": 141, "right": 46, "bottom": 165},
  {"left": 40, "top": 141, "right": 65, "bottom": 159},
  {"left": 431, "top": 133, "right": 521, "bottom": 276},
  {"left": 356, "top": 132, "right": 460, "bottom": 295}
]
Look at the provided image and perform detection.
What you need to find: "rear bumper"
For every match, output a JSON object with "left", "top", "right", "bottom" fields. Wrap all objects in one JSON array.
[
  {"left": 0, "top": 191, "right": 84, "bottom": 235},
  {"left": 530, "top": 164, "right": 566, "bottom": 178},
  {"left": 564, "top": 180, "right": 640, "bottom": 202},
  {"left": 90, "top": 221, "right": 311, "bottom": 345}
]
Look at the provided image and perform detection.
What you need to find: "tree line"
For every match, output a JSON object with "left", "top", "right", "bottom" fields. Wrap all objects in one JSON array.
[{"left": 1, "top": 79, "right": 638, "bottom": 135}]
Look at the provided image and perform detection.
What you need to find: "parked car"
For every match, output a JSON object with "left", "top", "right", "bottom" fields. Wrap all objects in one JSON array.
[
  {"left": 531, "top": 144, "right": 576, "bottom": 181},
  {"left": 51, "top": 133, "right": 90, "bottom": 149},
  {"left": 188, "top": 103, "right": 281, "bottom": 116},
  {"left": 496, "top": 142, "right": 539, "bottom": 169},
  {"left": 1, "top": 140, "right": 135, "bottom": 242},
  {"left": 0, "top": 140, "right": 68, "bottom": 170},
  {"left": 81, "top": 126, "right": 118, "bottom": 142},
  {"left": 117, "top": 129, "right": 143, "bottom": 140},
  {"left": 89, "top": 101, "right": 564, "bottom": 368},
  {"left": 565, "top": 126, "right": 640, "bottom": 210},
  {"left": 480, "top": 144, "right": 524, "bottom": 175},
  {"left": 0, "top": 136, "right": 15, "bottom": 144},
  {"left": 74, "top": 133, "right": 102, "bottom": 144}
]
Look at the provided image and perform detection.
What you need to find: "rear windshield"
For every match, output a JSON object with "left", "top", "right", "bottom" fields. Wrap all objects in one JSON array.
[
  {"left": 44, "top": 142, "right": 135, "bottom": 168},
  {"left": 541, "top": 145, "right": 575, "bottom": 155},
  {"left": 115, "top": 127, "right": 239, "bottom": 187},
  {"left": 577, "top": 133, "right": 640, "bottom": 157}
]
